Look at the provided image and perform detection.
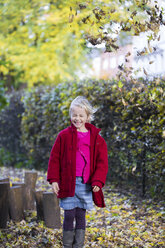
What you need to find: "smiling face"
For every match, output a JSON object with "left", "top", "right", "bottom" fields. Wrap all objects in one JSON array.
[{"left": 70, "top": 105, "right": 89, "bottom": 132}]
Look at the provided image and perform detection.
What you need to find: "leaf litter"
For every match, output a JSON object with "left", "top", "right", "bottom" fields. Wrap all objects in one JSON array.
[{"left": 0, "top": 167, "right": 164, "bottom": 248}]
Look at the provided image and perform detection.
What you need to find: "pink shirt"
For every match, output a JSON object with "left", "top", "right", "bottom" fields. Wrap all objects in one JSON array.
[{"left": 76, "top": 131, "right": 90, "bottom": 183}]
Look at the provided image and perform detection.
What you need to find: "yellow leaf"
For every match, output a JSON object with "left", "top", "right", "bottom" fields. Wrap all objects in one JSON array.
[
  {"left": 97, "top": 237, "right": 103, "bottom": 241},
  {"left": 122, "top": 97, "right": 128, "bottom": 106}
]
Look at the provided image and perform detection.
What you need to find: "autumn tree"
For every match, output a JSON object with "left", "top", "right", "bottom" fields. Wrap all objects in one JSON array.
[{"left": 0, "top": 0, "right": 164, "bottom": 88}]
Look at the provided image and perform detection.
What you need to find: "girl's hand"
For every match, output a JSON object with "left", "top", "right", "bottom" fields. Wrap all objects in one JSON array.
[
  {"left": 92, "top": 186, "right": 100, "bottom": 192},
  {"left": 52, "top": 182, "right": 59, "bottom": 195}
]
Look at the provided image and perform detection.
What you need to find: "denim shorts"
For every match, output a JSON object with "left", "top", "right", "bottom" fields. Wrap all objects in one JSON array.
[{"left": 60, "top": 177, "right": 94, "bottom": 210}]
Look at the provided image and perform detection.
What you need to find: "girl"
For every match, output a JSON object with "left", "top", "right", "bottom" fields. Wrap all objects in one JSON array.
[{"left": 47, "top": 96, "right": 108, "bottom": 248}]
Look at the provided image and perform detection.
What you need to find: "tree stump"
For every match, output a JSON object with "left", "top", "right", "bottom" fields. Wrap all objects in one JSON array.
[
  {"left": 35, "top": 191, "right": 44, "bottom": 220},
  {"left": 9, "top": 186, "right": 24, "bottom": 222},
  {"left": 43, "top": 192, "right": 61, "bottom": 229},
  {"left": 24, "top": 171, "right": 37, "bottom": 210},
  {"left": 0, "top": 182, "right": 10, "bottom": 228},
  {"left": 0, "top": 178, "right": 10, "bottom": 220},
  {"left": 12, "top": 183, "right": 25, "bottom": 210}
]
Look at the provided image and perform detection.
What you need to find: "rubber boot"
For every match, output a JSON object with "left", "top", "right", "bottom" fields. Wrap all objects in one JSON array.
[
  {"left": 73, "top": 229, "right": 85, "bottom": 248},
  {"left": 63, "top": 230, "right": 75, "bottom": 248}
]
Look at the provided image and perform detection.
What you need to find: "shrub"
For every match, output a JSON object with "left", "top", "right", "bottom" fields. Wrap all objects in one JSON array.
[
  {"left": 0, "top": 79, "right": 164, "bottom": 198},
  {"left": 0, "top": 91, "right": 26, "bottom": 167}
]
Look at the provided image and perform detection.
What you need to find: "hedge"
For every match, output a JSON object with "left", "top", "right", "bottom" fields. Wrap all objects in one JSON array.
[
  {"left": 0, "top": 79, "right": 164, "bottom": 198},
  {"left": 0, "top": 91, "right": 26, "bottom": 167}
]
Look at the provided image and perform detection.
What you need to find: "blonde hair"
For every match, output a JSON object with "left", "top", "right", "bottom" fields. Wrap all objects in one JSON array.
[{"left": 69, "top": 96, "right": 96, "bottom": 122}]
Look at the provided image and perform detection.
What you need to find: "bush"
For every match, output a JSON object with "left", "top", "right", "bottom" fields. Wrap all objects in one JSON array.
[
  {"left": 21, "top": 79, "right": 165, "bottom": 198},
  {"left": 0, "top": 91, "right": 26, "bottom": 167},
  {"left": 0, "top": 79, "right": 164, "bottom": 198}
]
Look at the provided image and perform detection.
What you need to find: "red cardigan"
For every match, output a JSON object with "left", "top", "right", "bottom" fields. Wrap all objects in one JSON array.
[{"left": 47, "top": 123, "right": 108, "bottom": 207}]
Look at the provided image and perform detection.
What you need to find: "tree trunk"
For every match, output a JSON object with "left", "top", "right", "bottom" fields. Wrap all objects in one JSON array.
[
  {"left": 24, "top": 171, "right": 37, "bottom": 210},
  {"left": 43, "top": 192, "right": 61, "bottom": 229},
  {"left": 35, "top": 191, "right": 44, "bottom": 220},
  {"left": 141, "top": 144, "right": 146, "bottom": 197},
  {"left": 9, "top": 186, "right": 24, "bottom": 222},
  {"left": 0, "top": 182, "right": 10, "bottom": 228}
]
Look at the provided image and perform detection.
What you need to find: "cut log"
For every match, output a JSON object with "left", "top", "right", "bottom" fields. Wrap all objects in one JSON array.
[
  {"left": 9, "top": 186, "right": 24, "bottom": 222},
  {"left": 43, "top": 192, "right": 61, "bottom": 229},
  {"left": 35, "top": 191, "right": 44, "bottom": 220},
  {"left": 0, "top": 178, "right": 10, "bottom": 183},
  {"left": 0, "top": 178, "right": 10, "bottom": 221},
  {"left": 0, "top": 182, "right": 10, "bottom": 228},
  {"left": 12, "top": 182, "right": 25, "bottom": 187},
  {"left": 24, "top": 171, "right": 37, "bottom": 210},
  {"left": 24, "top": 171, "right": 37, "bottom": 188},
  {"left": 12, "top": 183, "right": 25, "bottom": 210}
]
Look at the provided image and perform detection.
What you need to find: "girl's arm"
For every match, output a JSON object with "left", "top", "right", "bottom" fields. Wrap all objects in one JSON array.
[
  {"left": 47, "top": 134, "right": 61, "bottom": 184},
  {"left": 91, "top": 136, "right": 108, "bottom": 189}
]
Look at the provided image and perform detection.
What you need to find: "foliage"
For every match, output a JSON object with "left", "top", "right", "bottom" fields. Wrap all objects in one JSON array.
[
  {"left": 0, "top": 79, "right": 164, "bottom": 197},
  {"left": 0, "top": 60, "right": 8, "bottom": 108},
  {"left": 20, "top": 79, "right": 165, "bottom": 198},
  {"left": 0, "top": 0, "right": 164, "bottom": 87},
  {"left": 0, "top": 78, "right": 8, "bottom": 109},
  {"left": 0, "top": 166, "right": 164, "bottom": 248},
  {"left": 117, "top": 79, "right": 165, "bottom": 196},
  {"left": 0, "top": 147, "right": 13, "bottom": 167},
  {"left": 0, "top": 91, "right": 25, "bottom": 167}
]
